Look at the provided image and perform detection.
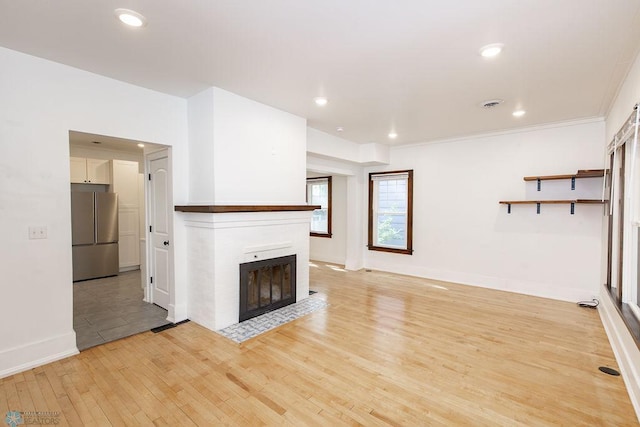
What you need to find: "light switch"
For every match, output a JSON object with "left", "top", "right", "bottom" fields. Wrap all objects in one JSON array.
[{"left": 28, "top": 226, "right": 47, "bottom": 239}]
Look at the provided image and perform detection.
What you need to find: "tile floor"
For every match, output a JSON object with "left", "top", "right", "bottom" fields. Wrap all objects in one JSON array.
[
  {"left": 73, "top": 270, "right": 169, "bottom": 350},
  {"left": 216, "top": 295, "right": 328, "bottom": 343}
]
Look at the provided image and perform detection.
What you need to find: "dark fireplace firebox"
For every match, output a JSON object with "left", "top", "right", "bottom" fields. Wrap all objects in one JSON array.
[{"left": 239, "top": 254, "right": 296, "bottom": 322}]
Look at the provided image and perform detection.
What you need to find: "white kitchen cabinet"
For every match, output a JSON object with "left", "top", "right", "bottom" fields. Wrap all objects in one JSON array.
[
  {"left": 118, "top": 208, "right": 140, "bottom": 269},
  {"left": 111, "top": 160, "right": 142, "bottom": 270},
  {"left": 69, "top": 157, "right": 87, "bottom": 183},
  {"left": 111, "top": 160, "right": 139, "bottom": 208},
  {"left": 70, "top": 157, "right": 111, "bottom": 184}
]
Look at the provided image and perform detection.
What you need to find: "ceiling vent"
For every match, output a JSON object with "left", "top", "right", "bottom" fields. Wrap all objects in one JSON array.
[{"left": 480, "top": 99, "right": 504, "bottom": 109}]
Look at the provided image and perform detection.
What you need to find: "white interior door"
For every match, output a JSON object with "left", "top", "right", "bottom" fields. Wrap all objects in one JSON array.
[{"left": 148, "top": 151, "right": 172, "bottom": 310}]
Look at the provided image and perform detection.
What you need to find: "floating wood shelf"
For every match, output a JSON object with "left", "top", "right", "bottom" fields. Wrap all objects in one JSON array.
[
  {"left": 523, "top": 169, "right": 604, "bottom": 181},
  {"left": 523, "top": 169, "right": 605, "bottom": 191},
  {"left": 499, "top": 199, "right": 604, "bottom": 205},
  {"left": 499, "top": 199, "right": 604, "bottom": 214},
  {"left": 174, "top": 204, "right": 320, "bottom": 213}
]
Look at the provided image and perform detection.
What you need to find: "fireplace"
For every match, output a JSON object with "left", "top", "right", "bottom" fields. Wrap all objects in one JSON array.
[
  {"left": 239, "top": 254, "right": 297, "bottom": 322},
  {"left": 179, "top": 207, "right": 312, "bottom": 331}
]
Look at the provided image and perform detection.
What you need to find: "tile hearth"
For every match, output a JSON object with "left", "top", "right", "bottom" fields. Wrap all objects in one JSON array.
[{"left": 216, "top": 295, "right": 328, "bottom": 343}]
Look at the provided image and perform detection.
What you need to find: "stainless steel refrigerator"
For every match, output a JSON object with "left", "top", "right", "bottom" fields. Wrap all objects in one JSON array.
[{"left": 71, "top": 192, "right": 119, "bottom": 281}]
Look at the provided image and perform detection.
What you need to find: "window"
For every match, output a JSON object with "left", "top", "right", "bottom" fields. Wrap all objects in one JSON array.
[
  {"left": 306, "top": 176, "right": 332, "bottom": 237},
  {"left": 607, "top": 106, "right": 640, "bottom": 326},
  {"left": 368, "top": 170, "right": 413, "bottom": 254}
]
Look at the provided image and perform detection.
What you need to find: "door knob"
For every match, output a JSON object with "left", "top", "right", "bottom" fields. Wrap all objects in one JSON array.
[{"left": 163, "top": 240, "right": 170, "bottom": 246}]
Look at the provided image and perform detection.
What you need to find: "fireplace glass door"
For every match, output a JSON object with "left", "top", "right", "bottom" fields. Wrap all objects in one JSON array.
[{"left": 240, "top": 255, "right": 296, "bottom": 321}]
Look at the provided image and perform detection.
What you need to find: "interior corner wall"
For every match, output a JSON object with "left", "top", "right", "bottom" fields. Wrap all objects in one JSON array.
[
  {"left": 364, "top": 120, "right": 606, "bottom": 302},
  {"left": 306, "top": 153, "right": 366, "bottom": 270},
  {"left": 0, "top": 47, "right": 188, "bottom": 378},
  {"left": 309, "top": 175, "right": 347, "bottom": 265},
  {"left": 212, "top": 87, "right": 307, "bottom": 204}
]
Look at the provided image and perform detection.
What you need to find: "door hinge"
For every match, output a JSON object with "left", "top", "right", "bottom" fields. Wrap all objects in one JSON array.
[
  {"left": 148, "top": 173, "right": 151, "bottom": 181},
  {"left": 150, "top": 276, "right": 153, "bottom": 284},
  {"left": 149, "top": 225, "right": 152, "bottom": 233}
]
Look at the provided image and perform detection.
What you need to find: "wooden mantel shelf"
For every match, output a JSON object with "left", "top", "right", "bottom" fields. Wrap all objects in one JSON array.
[{"left": 174, "top": 205, "right": 321, "bottom": 213}]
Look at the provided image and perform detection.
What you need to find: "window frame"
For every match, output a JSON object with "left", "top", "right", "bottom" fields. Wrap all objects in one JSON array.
[
  {"left": 306, "top": 176, "right": 332, "bottom": 238},
  {"left": 368, "top": 170, "right": 413, "bottom": 255}
]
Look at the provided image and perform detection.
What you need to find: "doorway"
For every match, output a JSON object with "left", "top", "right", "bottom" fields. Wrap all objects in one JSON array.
[{"left": 69, "top": 131, "right": 174, "bottom": 349}]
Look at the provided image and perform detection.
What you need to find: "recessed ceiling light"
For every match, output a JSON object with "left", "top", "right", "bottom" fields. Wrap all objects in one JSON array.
[
  {"left": 479, "top": 43, "right": 504, "bottom": 58},
  {"left": 336, "top": 127, "right": 344, "bottom": 132},
  {"left": 115, "top": 8, "right": 147, "bottom": 28},
  {"left": 137, "top": 143, "right": 145, "bottom": 148},
  {"left": 512, "top": 110, "right": 526, "bottom": 117},
  {"left": 314, "top": 97, "right": 328, "bottom": 106},
  {"left": 388, "top": 132, "right": 398, "bottom": 139}
]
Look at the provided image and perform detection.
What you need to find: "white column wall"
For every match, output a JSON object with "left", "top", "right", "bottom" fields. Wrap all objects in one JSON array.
[
  {"left": 212, "top": 88, "right": 306, "bottom": 204},
  {"left": 187, "top": 88, "right": 216, "bottom": 203},
  {"left": 184, "top": 87, "right": 309, "bottom": 330}
]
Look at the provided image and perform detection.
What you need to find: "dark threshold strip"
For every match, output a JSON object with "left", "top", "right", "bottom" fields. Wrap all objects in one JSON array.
[{"left": 151, "top": 319, "right": 191, "bottom": 333}]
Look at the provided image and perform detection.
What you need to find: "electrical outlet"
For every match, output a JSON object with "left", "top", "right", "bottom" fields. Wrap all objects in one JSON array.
[{"left": 28, "top": 226, "right": 47, "bottom": 239}]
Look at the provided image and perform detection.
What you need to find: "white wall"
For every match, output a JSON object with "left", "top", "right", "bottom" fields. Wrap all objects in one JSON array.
[
  {"left": 0, "top": 47, "right": 188, "bottom": 378},
  {"left": 308, "top": 174, "right": 347, "bottom": 265},
  {"left": 213, "top": 88, "right": 307, "bottom": 204},
  {"left": 600, "top": 49, "right": 640, "bottom": 419},
  {"left": 187, "top": 88, "right": 216, "bottom": 203},
  {"left": 364, "top": 120, "right": 606, "bottom": 302}
]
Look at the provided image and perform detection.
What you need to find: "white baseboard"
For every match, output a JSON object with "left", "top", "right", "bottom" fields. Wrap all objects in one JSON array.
[
  {"left": 0, "top": 332, "right": 79, "bottom": 379},
  {"left": 310, "top": 256, "right": 346, "bottom": 266},
  {"left": 599, "top": 291, "right": 640, "bottom": 422},
  {"left": 364, "top": 261, "right": 597, "bottom": 303},
  {"left": 168, "top": 303, "right": 188, "bottom": 324}
]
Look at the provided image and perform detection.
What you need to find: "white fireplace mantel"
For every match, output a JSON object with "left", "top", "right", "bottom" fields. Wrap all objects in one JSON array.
[{"left": 178, "top": 207, "right": 313, "bottom": 331}]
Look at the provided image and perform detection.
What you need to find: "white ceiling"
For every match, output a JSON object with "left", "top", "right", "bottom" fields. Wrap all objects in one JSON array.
[{"left": 2, "top": 1, "right": 640, "bottom": 145}]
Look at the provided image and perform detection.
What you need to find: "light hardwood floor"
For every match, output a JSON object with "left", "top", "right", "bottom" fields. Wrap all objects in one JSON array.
[{"left": 1, "top": 262, "right": 637, "bottom": 425}]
